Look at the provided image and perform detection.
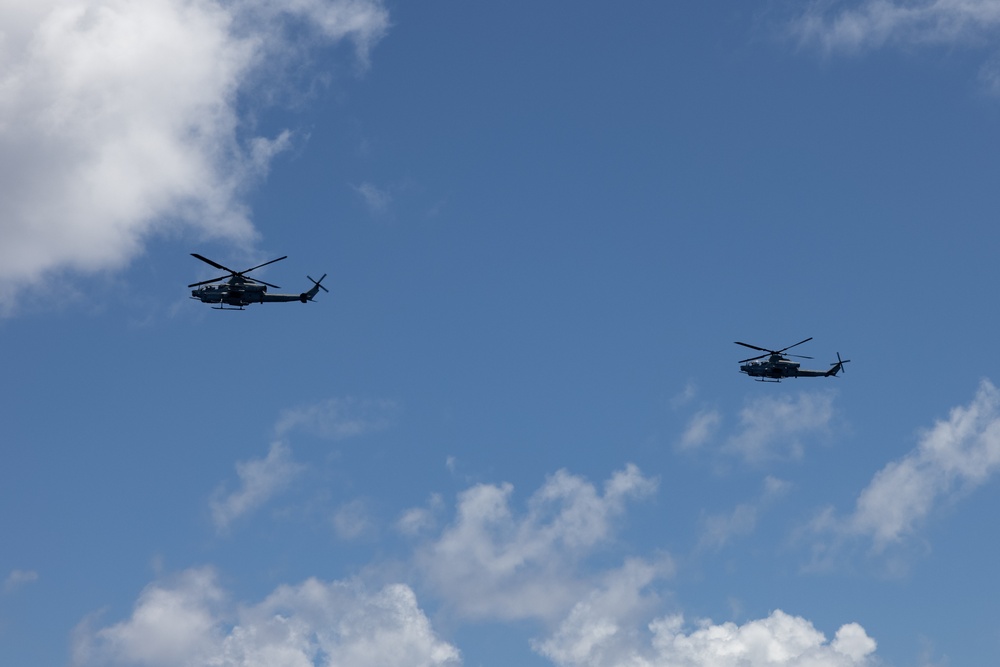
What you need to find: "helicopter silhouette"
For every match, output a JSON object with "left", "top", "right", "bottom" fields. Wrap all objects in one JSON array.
[
  {"left": 735, "top": 337, "right": 849, "bottom": 382},
  {"left": 188, "top": 253, "right": 327, "bottom": 310}
]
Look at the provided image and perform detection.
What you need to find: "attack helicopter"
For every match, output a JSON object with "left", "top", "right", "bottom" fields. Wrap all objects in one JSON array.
[
  {"left": 188, "top": 253, "right": 327, "bottom": 310},
  {"left": 735, "top": 337, "right": 849, "bottom": 382}
]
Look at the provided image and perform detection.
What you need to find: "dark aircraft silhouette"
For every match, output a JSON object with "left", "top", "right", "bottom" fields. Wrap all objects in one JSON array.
[{"left": 189, "top": 254, "right": 327, "bottom": 310}]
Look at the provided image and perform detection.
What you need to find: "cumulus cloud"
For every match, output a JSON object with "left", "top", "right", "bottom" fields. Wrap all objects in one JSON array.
[
  {"left": 73, "top": 567, "right": 460, "bottom": 667},
  {"left": 726, "top": 392, "right": 835, "bottom": 463},
  {"left": 540, "top": 606, "right": 876, "bottom": 667},
  {"left": 274, "top": 397, "right": 397, "bottom": 440},
  {"left": 415, "top": 464, "right": 659, "bottom": 622},
  {"left": 210, "top": 440, "right": 303, "bottom": 531},
  {"left": 645, "top": 611, "right": 875, "bottom": 667},
  {"left": 791, "top": 0, "right": 1000, "bottom": 54},
  {"left": 534, "top": 557, "right": 672, "bottom": 666},
  {"left": 0, "top": 0, "right": 389, "bottom": 312},
  {"left": 813, "top": 379, "right": 1000, "bottom": 553}
]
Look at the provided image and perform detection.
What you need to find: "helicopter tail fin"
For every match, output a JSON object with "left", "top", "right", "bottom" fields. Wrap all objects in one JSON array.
[
  {"left": 826, "top": 352, "right": 850, "bottom": 377},
  {"left": 300, "top": 274, "right": 329, "bottom": 302}
]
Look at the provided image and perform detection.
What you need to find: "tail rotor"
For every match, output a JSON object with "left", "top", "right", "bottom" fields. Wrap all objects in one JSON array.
[
  {"left": 300, "top": 274, "right": 329, "bottom": 302},
  {"left": 829, "top": 352, "right": 851, "bottom": 376},
  {"left": 308, "top": 275, "right": 329, "bottom": 293}
]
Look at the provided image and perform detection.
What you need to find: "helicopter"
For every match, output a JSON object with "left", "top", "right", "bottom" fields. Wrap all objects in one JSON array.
[
  {"left": 188, "top": 253, "right": 327, "bottom": 310},
  {"left": 735, "top": 337, "right": 849, "bottom": 382}
]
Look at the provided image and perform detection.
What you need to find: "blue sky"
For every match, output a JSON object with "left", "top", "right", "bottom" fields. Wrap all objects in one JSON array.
[{"left": 3, "top": 1, "right": 1000, "bottom": 665}]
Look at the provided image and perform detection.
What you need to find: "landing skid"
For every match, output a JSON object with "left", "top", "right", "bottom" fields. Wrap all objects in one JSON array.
[
  {"left": 755, "top": 378, "right": 782, "bottom": 383},
  {"left": 212, "top": 305, "right": 246, "bottom": 311}
]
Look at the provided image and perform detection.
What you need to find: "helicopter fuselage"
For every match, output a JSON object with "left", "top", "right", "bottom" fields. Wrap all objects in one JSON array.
[
  {"left": 739, "top": 354, "right": 846, "bottom": 382},
  {"left": 189, "top": 273, "right": 324, "bottom": 309},
  {"left": 735, "top": 338, "right": 849, "bottom": 382},
  {"left": 740, "top": 357, "right": 824, "bottom": 380}
]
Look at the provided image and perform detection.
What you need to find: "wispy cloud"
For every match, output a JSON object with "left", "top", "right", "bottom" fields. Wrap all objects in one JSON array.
[
  {"left": 4, "top": 569, "right": 39, "bottom": 593},
  {"left": 0, "top": 0, "right": 389, "bottom": 312},
  {"left": 726, "top": 392, "right": 836, "bottom": 463},
  {"left": 352, "top": 181, "right": 393, "bottom": 216},
  {"left": 275, "top": 397, "right": 397, "bottom": 440},
  {"left": 415, "top": 464, "right": 659, "bottom": 622},
  {"left": 209, "top": 397, "right": 396, "bottom": 533},
  {"left": 697, "top": 476, "right": 791, "bottom": 551},
  {"left": 790, "top": 0, "right": 1000, "bottom": 54},
  {"left": 809, "top": 379, "right": 1000, "bottom": 556},
  {"left": 73, "top": 567, "right": 459, "bottom": 667},
  {"left": 670, "top": 382, "right": 698, "bottom": 409},
  {"left": 333, "top": 499, "right": 373, "bottom": 540},
  {"left": 678, "top": 409, "right": 721, "bottom": 450},
  {"left": 209, "top": 441, "right": 303, "bottom": 532},
  {"left": 397, "top": 493, "right": 445, "bottom": 537}
]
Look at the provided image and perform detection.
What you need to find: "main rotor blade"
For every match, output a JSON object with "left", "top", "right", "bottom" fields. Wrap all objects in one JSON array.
[
  {"left": 778, "top": 337, "right": 813, "bottom": 354},
  {"left": 192, "top": 253, "right": 286, "bottom": 288},
  {"left": 739, "top": 353, "right": 770, "bottom": 363},
  {"left": 188, "top": 275, "right": 230, "bottom": 288},
  {"left": 786, "top": 354, "right": 813, "bottom": 360},
  {"left": 735, "top": 341, "right": 771, "bottom": 353},
  {"left": 242, "top": 256, "right": 287, "bottom": 274},
  {"left": 191, "top": 253, "right": 237, "bottom": 274},
  {"left": 246, "top": 277, "right": 281, "bottom": 290}
]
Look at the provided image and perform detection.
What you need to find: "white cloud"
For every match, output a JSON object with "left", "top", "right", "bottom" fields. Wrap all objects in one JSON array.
[
  {"left": 540, "top": 606, "right": 876, "bottom": 667},
  {"left": 210, "top": 440, "right": 303, "bottom": 531},
  {"left": 645, "top": 611, "right": 875, "bottom": 667},
  {"left": 274, "top": 397, "right": 397, "bottom": 440},
  {"left": 726, "top": 392, "right": 835, "bottom": 463},
  {"left": 816, "top": 379, "right": 1000, "bottom": 552},
  {"left": 0, "top": 0, "right": 389, "bottom": 312},
  {"left": 73, "top": 567, "right": 460, "bottom": 667},
  {"left": 534, "top": 557, "right": 672, "bottom": 666},
  {"left": 790, "top": 0, "right": 1000, "bottom": 54},
  {"left": 75, "top": 568, "right": 224, "bottom": 667},
  {"left": 4, "top": 568, "right": 39, "bottom": 592},
  {"left": 416, "top": 464, "right": 659, "bottom": 622}
]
